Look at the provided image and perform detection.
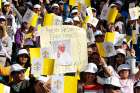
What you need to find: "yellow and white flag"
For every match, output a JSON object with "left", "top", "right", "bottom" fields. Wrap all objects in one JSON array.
[
  {"left": 23, "top": 9, "right": 38, "bottom": 27},
  {"left": 107, "top": 5, "right": 118, "bottom": 23},
  {"left": 43, "top": 13, "right": 63, "bottom": 26},
  {"left": 0, "top": 83, "right": 10, "bottom": 93},
  {"left": 51, "top": 75, "right": 78, "bottom": 93},
  {"left": 96, "top": 42, "right": 116, "bottom": 57}
]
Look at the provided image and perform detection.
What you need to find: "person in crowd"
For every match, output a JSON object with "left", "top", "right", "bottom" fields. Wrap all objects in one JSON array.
[
  {"left": 63, "top": 18, "right": 73, "bottom": 25},
  {"left": 78, "top": 63, "right": 103, "bottom": 93},
  {"left": 0, "top": 15, "right": 12, "bottom": 61},
  {"left": 23, "top": 26, "right": 38, "bottom": 48},
  {"left": 9, "top": 64, "right": 36, "bottom": 93},
  {"left": 15, "top": 22, "right": 29, "bottom": 49},
  {"left": 2, "top": 1, "right": 17, "bottom": 41},
  {"left": 113, "top": 48, "right": 126, "bottom": 70},
  {"left": 104, "top": 77, "right": 121, "bottom": 93},
  {"left": 73, "top": 16, "right": 81, "bottom": 27},
  {"left": 16, "top": 49, "right": 30, "bottom": 69},
  {"left": 94, "top": 30, "right": 104, "bottom": 42},
  {"left": 51, "top": 3, "right": 60, "bottom": 16},
  {"left": 33, "top": 4, "right": 41, "bottom": 16},
  {"left": 117, "top": 63, "right": 140, "bottom": 93}
]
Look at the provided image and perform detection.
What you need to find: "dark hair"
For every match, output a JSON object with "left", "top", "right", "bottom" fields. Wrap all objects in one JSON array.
[
  {"left": 16, "top": 54, "right": 31, "bottom": 69},
  {"left": 21, "top": 22, "right": 28, "bottom": 29}
]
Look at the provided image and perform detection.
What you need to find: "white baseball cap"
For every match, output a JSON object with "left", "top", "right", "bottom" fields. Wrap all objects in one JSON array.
[
  {"left": 84, "top": 63, "right": 98, "bottom": 73},
  {"left": 71, "top": 9, "right": 78, "bottom": 14},
  {"left": 11, "top": 64, "right": 25, "bottom": 72},
  {"left": 73, "top": 16, "right": 80, "bottom": 22},
  {"left": 18, "top": 49, "right": 29, "bottom": 56},
  {"left": 4, "top": 1, "right": 10, "bottom": 6},
  {"left": 52, "top": 3, "right": 59, "bottom": 8},
  {"left": 94, "top": 30, "right": 103, "bottom": 37},
  {"left": 116, "top": 48, "right": 126, "bottom": 56},
  {"left": 105, "top": 76, "right": 121, "bottom": 87},
  {"left": 34, "top": 4, "right": 41, "bottom": 9},
  {"left": 117, "top": 64, "right": 131, "bottom": 72},
  {"left": 64, "top": 18, "right": 73, "bottom": 23},
  {"left": 0, "top": 16, "right": 6, "bottom": 20}
]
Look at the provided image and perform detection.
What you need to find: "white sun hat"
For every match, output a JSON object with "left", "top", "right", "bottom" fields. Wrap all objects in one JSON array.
[
  {"left": 18, "top": 49, "right": 29, "bottom": 56},
  {"left": 52, "top": 3, "right": 59, "bottom": 8},
  {"left": 11, "top": 64, "right": 25, "bottom": 72},
  {"left": 117, "top": 64, "right": 131, "bottom": 72},
  {"left": 34, "top": 4, "right": 41, "bottom": 9},
  {"left": 116, "top": 48, "right": 126, "bottom": 56},
  {"left": 0, "top": 16, "right": 6, "bottom": 20},
  {"left": 64, "top": 18, "right": 73, "bottom": 23},
  {"left": 94, "top": 30, "right": 103, "bottom": 37},
  {"left": 84, "top": 63, "right": 98, "bottom": 73},
  {"left": 73, "top": 16, "right": 80, "bottom": 22},
  {"left": 105, "top": 76, "right": 121, "bottom": 87},
  {"left": 71, "top": 9, "right": 78, "bottom": 14},
  {"left": 4, "top": 1, "right": 10, "bottom": 6}
]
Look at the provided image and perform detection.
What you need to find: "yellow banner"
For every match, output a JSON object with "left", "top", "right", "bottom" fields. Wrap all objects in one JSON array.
[
  {"left": 85, "top": 0, "right": 91, "bottom": 7},
  {"left": 69, "top": 0, "right": 76, "bottom": 6},
  {"left": 96, "top": 42, "right": 106, "bottom": 57},
  {"left": 0, "top": 0, "right": 1, "bottom": 9},
  {"left": 29, "top": 48, "right": 41, "bottom": 63},
  {"left": 30, "top": 13, "right": 38, "bottom": 27},
  {"left": 0, "top": 84, "right": 4, "bottom": 93},
  {"left": 132, "top": 31, "right": 137, "bottom": 44},
  {"left": 105, "top": 32, "right": 116, "bottom": 43},
  {"left": 107, "top": 7, "right": 118, "bottom": 23},
  {"left": 64, "top": 76, "right": 77, "bottom": 93},
  {"left": 43, "top": 58, "right": 55, "bottom": 75},
  {"left": 43, "top": 13, "right": 54, "bottom": 26}
]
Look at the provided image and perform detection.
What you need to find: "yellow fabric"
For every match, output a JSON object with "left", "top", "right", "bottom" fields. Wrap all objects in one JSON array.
[
  {"left": 64, "top": 76, "right": 77, "bottom": 93},
  {"left": 0, "top": 0, "right": 1, "bottom": 9},
  {"left": 85, "top": 0, "right": 91, "bottom": 7},
  {"left": 96, "top": 42, "right": 106, "bottom": 57},
  {"left": 104, "top": 32, "right": 116, "bottom": 43},
  {"left": 0, "top": 66, "right": 10, "bottom": 76},
  {"left": 42, "top": 58, "right": 55, "bottom": 75},
  {"left": 30, "top": 13, "right": 38, "bottom": 27},
  {"left": 43, "top": 13, "right": 54, "bottom": 26},
  {"left": 0, "top": 83, "right": 4, "bottom": 93},
  {"left": 69, "top": 0, "right": 76, "bottom": 6},
  {"left": 29, "top": 48, "right": 41, "bottom": 63},
  {"left": 132, "top": 31, "right": 137, "bottom": 44},
  {"left": 107, "top": 7, "right": 118, "bottom": 23}
]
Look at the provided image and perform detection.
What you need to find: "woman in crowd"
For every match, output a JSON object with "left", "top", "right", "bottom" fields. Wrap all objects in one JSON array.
[
  {"left": 117, "top": 64, "right": 140, "bottom": 93},
  {"left": 78, "top": 63, "right": 103, "bottom": 93}
]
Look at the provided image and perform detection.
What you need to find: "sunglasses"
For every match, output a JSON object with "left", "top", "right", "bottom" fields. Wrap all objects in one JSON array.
[{"left": 19, "top": 54, "right": 29, "bottom": 58}]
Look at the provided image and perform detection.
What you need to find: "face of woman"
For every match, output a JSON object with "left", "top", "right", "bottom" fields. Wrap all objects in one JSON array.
[
  {"left": 85, "top": 72, "right": 96, "bottom": 84},
  {"left": 18, "top": 54, "right": 29, "bottom": 65},
  {"left": 119, "top": 70, "right": 129, "bottom": 79},
  {"left": 4, "top": 5, "right": 11, "bottom": 12},
  {"left": 0, "top": 20, "right": 6, "bottom": 26},
  {"left": 13, "top": 70, "right": 25, "bottom": 83},
  {"left": 115, "top": 54, "right": 125, "bottom": 65}
]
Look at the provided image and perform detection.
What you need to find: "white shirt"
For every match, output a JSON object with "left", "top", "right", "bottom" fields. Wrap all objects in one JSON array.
[{"left": 54, "top": 51, "right": 72, "bottom": 66}]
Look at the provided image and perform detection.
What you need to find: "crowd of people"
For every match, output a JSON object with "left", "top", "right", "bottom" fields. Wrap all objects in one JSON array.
[{"left": 0, "top": 0, "right": 140, "bottom": 93}]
